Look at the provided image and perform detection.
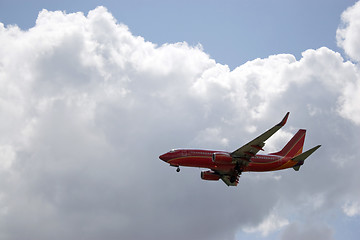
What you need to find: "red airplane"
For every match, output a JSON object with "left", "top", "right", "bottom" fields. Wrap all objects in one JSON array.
[{"left": 159, "top": 112, "right": 321, "bottom": 186}]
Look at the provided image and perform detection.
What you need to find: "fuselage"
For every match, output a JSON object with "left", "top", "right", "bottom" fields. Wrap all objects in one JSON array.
[
  {"left": 159, "top": 149, "right": 302, "bottom": 172},
  {"left": 159, "top": 113, "right": 320, "bottom": 186}
]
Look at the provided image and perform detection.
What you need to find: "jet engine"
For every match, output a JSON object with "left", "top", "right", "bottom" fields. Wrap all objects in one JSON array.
[
  {"left": 201, "top": 171, "right": 221, "bottom": 181},
  {"left": 212, "top": 152, "right": 232, "bottom": 164}
]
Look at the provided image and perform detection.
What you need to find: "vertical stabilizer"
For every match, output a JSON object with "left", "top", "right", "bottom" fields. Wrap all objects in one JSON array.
[{"left": 270, "top": 129, "right": 306, "bottom": 158}]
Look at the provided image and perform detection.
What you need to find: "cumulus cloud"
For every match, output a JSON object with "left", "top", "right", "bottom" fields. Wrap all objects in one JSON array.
[
  {"left": 281, "top": 223, "right": 335, "bottom": 240},
  {"left": 243, "top": 212, "right": 289, "bottom": 236},
  {"left": 0, "top": 3, "right": 360, "bottom": 240},
  {"left": 337, "top": 1, "right": 360, "bottom": 62},
  {"left": 343, "top": 201, "right": 360, "bottom": 217}
]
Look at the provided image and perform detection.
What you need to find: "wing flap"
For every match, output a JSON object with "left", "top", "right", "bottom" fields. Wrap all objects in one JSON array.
[{"left": 220, "top": 175, "right": 239, "bottom": 186}]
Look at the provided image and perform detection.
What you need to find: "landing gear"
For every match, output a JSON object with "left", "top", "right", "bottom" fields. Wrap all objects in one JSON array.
[
  {"left": 235, "top": 163, "right": 241, "bottom": 172},
  {"left": 230, "top": 168, "right": 242, "bottom": 183},
  {"left": 176, "top": 167, "right": 180, "bottom": 172}
]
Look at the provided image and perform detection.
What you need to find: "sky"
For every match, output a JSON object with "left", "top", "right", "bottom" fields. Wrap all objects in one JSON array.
[
  {"left": 0, "top": 1, "right": 360, "bottom": 240},
  {"left": 0, "top": 0, "right": 357, "bottom": 68}
]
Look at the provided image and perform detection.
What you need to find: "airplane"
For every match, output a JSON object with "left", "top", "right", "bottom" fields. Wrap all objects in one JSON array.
[{"left": 159, "top": 112, "right": 321, "bottom": 186}]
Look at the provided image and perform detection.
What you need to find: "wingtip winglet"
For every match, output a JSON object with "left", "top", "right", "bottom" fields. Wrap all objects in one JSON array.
[{"left": 278, "top": 112, "right": 290, "bottom": 127}]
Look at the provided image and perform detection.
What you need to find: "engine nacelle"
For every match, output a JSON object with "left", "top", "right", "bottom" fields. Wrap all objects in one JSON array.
[
  {"left": 212, "top": 152, "right": 232, "bottom": 164},
  {"left": 201, "top": 171, "right": 221, "bottom": 181}
]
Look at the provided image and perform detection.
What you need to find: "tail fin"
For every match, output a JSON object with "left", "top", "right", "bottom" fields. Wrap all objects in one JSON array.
[{"left": 270, "top": 129, "right": 306, "bottom": 158}]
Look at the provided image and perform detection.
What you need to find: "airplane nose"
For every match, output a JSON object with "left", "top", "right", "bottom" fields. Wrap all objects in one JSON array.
[{"left": 159, "top": 154, "right": 167, "bottom": 162}]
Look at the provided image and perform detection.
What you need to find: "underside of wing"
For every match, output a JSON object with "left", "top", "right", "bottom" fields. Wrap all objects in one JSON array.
[
  {"left": 230, "top": 112, "right": 290, "bottom": 166},
  {"left": 203, "top": 169, "right": 240, "bottom": 186},
  {"left": 220, "top": 174, "right": 239, "bottom": 186}
]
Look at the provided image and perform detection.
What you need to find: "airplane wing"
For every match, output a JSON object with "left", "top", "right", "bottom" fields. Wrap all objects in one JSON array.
[
  {"left": 230, "top": 112, "right": 290, "bottom": 166},
  {"left": 221, "top": 175, "right": 238, "bottom": 186},
  {"left": 211, "top": 169, "right": 241, "bottom": 186}
]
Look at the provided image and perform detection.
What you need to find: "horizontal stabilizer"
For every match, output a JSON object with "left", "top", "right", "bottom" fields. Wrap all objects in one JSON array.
[{"left": 291, "top": 145, "right": 321, "bottom": 162}]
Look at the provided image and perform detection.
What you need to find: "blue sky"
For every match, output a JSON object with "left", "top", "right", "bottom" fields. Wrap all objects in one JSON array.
[
  {"left": 0, "top": 0, "right": 357, "bottom": 68},
  {"left": 0, "top": 1, "right": 360, "bottom": 240}
]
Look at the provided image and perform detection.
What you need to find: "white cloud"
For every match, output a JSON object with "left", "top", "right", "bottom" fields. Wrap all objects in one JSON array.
[
  {"left": 0, "top": 145, "right": 15, "bottom": 170},
  {"left": 343, "top": 201, "right": 360, "bottom": 217},
  {"left": 337, "top": 1, "right": 360, "bottom": 62},
  {"left": 281, "top": 223, "right": 335, "bottom": 240},
  {"left": 0, "top": 2, "right": 360, "bottom": 240},
  {"left": 263, "top": 129, "right": 294, "bottom": 153},
  {"left": 243, "top": 212, "right": 289, "bottom": 236},
  {"left": 192, "top": 127, "right": 229, "bottom": 148}
]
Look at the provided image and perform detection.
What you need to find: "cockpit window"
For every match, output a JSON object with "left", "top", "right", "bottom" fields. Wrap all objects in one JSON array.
[{"left": 170, "top": 149, "right": 176, "bottom": 153}]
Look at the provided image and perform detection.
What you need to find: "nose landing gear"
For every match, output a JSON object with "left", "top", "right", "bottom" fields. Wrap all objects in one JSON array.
[{"left": 176, "top": 166, "right": 180, "bottom": 172}]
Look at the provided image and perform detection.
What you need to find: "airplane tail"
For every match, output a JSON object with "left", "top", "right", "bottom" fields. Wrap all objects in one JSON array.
[
  {"left": 291, "top": 145, "right": 321, "bottom": 162},
  {"left": 270, "top": 129, "right": 306, "bottom": 158}
]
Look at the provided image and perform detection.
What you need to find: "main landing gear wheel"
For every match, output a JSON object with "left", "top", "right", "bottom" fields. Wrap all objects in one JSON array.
[{"left": 176, "top": 167, "right": 180, "bottom": 172}]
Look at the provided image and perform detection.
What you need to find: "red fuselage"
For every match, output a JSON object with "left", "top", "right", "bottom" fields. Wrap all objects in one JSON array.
[
  {"left": 159, "top": 113, "right": 320, "bottom": 186},
  {"left": 159, "top": 149, "right": 301, "bottom": 172}
]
